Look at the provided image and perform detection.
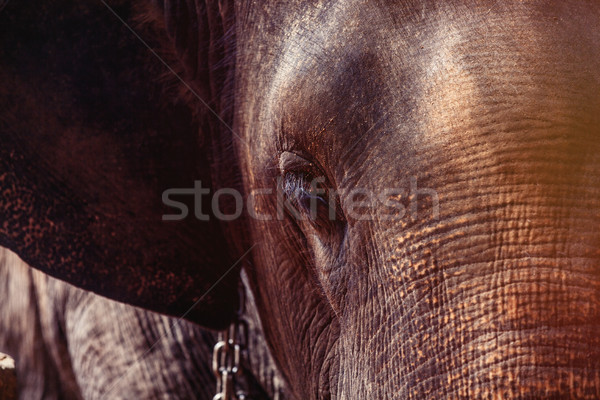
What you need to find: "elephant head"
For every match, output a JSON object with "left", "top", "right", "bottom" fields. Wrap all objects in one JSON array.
[{"left": 3, "top": 0, "right": 600, "bottom": 399}]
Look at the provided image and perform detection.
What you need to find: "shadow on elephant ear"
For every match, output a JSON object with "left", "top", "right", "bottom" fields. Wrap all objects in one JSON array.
[{"left": 0, "top": 0, "right": 241, "bottom": 329}]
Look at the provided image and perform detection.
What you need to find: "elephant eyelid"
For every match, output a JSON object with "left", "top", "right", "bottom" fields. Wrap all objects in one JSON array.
[
  {"left": 279, "top": 151, "right": 327, "bottom": 199},
  {"left": 278, "top": 151, "right": 314, "bottom": 176}
]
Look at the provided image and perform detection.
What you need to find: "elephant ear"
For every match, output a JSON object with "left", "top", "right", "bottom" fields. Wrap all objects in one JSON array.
[{"left": 0, "top": 1, "right": 239, "bottom": 329}]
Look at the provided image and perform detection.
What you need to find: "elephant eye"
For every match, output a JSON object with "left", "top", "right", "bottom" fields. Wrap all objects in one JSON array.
[
  {"left": 284, "top": 171, "right": 328, "bottom": 211},
  {"left": 279, "top": 152, "right": 341, "bottom": 228}
]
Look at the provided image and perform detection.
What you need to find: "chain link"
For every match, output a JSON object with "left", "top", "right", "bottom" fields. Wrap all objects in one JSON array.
[{"left": 212, "top": 288, "right": 250, "bottom": 400}]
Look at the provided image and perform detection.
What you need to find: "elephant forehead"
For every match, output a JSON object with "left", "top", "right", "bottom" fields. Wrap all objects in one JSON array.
[
  {"left": 250, "top": 1, "right": 600, "bottom": 187},
  {"left": 416, "top": 4, "right": 600, "bottom": 140}
]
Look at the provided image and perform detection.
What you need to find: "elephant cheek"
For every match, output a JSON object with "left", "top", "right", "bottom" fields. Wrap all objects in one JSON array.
[{"left": 337, "top": 233, "right": 600, "bottom": 398}]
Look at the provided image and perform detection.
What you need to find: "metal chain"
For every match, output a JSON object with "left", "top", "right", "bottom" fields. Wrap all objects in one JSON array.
[{"left": 212, "top": 288, "right": 250, "bottom": 400}]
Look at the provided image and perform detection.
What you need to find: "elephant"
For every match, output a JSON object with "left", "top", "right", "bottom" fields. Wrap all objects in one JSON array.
[
  {"left": 0, "top": 246, "right": 287, "bottom": 399},
  {"left": 3, "top": 0, "right": 600, "bottom": 399}
]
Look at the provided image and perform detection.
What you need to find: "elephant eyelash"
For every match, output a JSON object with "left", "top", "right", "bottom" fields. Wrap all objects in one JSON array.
[
  {"left": 282, "top": 172, "right": 320, "bottom": 214},
  {"left": 283, "top": 171, "right": 322, "bottom": 200},
  {"left": 282, "top": 171, "right": 342, "bottom": 225}
]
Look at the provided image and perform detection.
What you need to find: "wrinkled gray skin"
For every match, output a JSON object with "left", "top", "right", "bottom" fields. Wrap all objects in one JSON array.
[
  {"left": 0, "top": 247, "right": 287, "bottom": 399},
  {"left": 235, "top": 2, "right": 600, "bottom": 398},
  {"left": 2, "top": 1, "right": 600, "bottom": 399}
]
